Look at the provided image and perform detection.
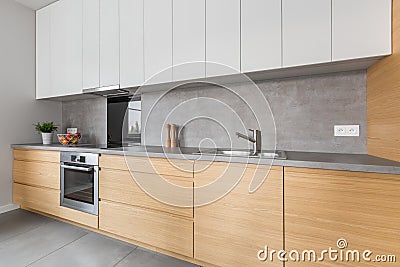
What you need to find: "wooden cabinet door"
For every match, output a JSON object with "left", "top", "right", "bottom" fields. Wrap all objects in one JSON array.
[
  {"left": 83, "top": 0, "right": 100, "bottom": 90},
  {"left": 120, "top": 0, "right": 144, "bottom": 88},
  {"left": 50, "top": 0, "right": 83, "bottom": 97},
  {"left": 36, "top": 5, "right": 52, "bottom": 99},
  {"left": 99, "top": 200, "right": 193, "bottom": 257},
  {"left": 285, "top": 167, "right": 400, "bottom": 267},
  {"left": 100, "top": 0, "right": 120, "bottom": 87},
  {"left": 173, "top": 0, "right": 206, "bottom": 81},
  {"left": 241, "top": 0, "right": 282, "bottom": 72},
  {"left": 332, "top": 0, "right": 392, "bottom": 61},
  {"left": 194, "top": 162, "right": 283, "bottom": 267},
  {"left": 144, "top": 0, "right": 173, "bottom": 84},
  {"left": 206, "top": 0, "right": 240, "bottom": 77},
  {"left": 282, "top": 0, "right": 331, "bottom": 67}
]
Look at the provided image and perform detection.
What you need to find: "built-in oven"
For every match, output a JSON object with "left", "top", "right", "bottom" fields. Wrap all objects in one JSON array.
[{"left": 60, "top": 152, "right": 99, "bottom": 215}]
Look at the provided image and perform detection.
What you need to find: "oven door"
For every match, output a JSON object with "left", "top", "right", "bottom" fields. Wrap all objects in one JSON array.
[{"left": 60, "top": 163, "right": 99, "bottom": 215}]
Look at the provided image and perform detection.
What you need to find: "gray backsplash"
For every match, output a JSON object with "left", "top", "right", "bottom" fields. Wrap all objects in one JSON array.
[
  {"left": 62, "top": 97, "right": 107, "bottom": 145},
  {"left": 62, "top": 70, "right": 366, "bottom": 153}
]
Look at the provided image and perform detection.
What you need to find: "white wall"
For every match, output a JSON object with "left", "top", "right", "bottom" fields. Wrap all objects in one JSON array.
[{"left": 0, "top": 0, "right": 62, "bottom": 209}]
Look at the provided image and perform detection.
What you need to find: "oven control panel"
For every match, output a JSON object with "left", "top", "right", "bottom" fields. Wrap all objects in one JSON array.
[
  {"left": 60, "top": 152, "right": 99, "bottom": 166},
  {"left": 71, "top": 155, "right": 86, "bottom": 163}
]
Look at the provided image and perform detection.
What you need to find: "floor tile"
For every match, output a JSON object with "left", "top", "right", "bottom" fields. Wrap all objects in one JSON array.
[
  {"left": 0, "top": 220, "right": 87, "bottom": 267},
  {"left": 30, "top": 232, "right": 135, "bottom": 267},
  {"left": 0, "top": 209, "right": 51, "bottom": 243},
  {"left": 115, "top": 247, "right": 197, "bottom": 267}
]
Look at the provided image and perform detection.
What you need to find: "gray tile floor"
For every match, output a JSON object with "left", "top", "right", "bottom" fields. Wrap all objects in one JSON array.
[{"left": 0, "top": 209, "right": 199, "bottom": 267}]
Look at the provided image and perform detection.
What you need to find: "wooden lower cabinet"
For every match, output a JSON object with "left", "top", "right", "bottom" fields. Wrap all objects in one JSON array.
[
  {"left": 194, "top": 164, "right": 284, "bottom": 267},
  {"left": 99, "top": 200, "right": 194, "bottom": 258},
  {"left": 285, "top": 167, "right": 400, "bottom": 267},
  {"left": 13, "top": 183, "right": 98, "bottom": 228},
  {"left": 100, "top": 168, "right": 193, "bottom": 218},
  {"left": 13, "top": 160, "right": 60, "bottom": 189}
]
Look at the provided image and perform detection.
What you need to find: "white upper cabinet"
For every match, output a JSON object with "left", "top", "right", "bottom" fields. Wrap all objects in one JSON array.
[
  {"left": 50, "top": 0, "right": 82, "bottom": 98},
  {"left": 206, "top": 0, "right": 240, "bottom": 77},
  {"left": 241, "top": 0, "right": 282, "bottom": 72},
  {"left": 83, "top": 0, "right": 100, "bottom": 90},
  {"left": 332, "top": 0, "right": 392, "bottom": 61},
  {"left": 120, "top": 0, "right": 144, "bottom": 88},
  {"left": 282, "top": 0, "right": 331, "bottom": 67},
  {"left": 36, "top": 6, "right": 51, "bottom": 99},
  {"left": 173, "top": 0, "right": 206, "bottom": 81},
  {"left": 144, "top": 0, "right": 173, "bottom": 84},
  {"left": 100, "top": 0, "right": 120, "bottom": 88}
]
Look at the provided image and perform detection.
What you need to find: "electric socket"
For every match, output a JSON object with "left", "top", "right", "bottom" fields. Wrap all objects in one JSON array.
[{"left": 334, "top": 125, "right": 360, "bottom": 137}]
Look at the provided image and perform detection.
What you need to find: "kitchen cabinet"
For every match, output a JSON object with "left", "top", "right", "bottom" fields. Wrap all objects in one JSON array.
[
  {"left": 99, "top": 155, "right": 194, "bottom": 257},
  {"left": 120, "top": 0, "right": 144, "bottom": 88},
  {"left": 13, "top": 149, "right": 98, "bottom": 228},
  {"left": 144, "top": 0, "right": 173, "bottom": 84},
  {"left": 173, "top": 0, "right": 206, "bottom": 81},
  {"left": 50, "top": 0, "right": 83, "bottom": 97},
  {"left": 83, "top": 0, "right": 119, "bottom": 90},
  {"left": 83, "top": 0, "right": 100, "bottom": 90},
  {"left": 36, "top": 6, "right": 51, "bottom": 99},
  {"left": 332, "top": 0, "right": 392, "bottom": 61},
  {"left": 241, "top": 0, "right": 282, "bottom": 72},
  {"left": 285, "top": 167, "right": 400, "bottom": 267},
  {"left": 36, "top": 0, "right": 82, "bottom": 99},
  {"left": 206, "top": 0, "right": 240, "bottom": 77},
  {"left": 282, "top": 0, "right": 331, "bottom": 67},
  {"left": 194, "top": 161, "right": 283, "bottom": 267},
  {"left": 99, "top": 0, "right": 120, "bottom": 88}
]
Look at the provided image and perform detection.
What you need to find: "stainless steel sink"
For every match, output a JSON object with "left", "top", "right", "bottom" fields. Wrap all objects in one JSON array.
[{"left": 193, "top": 149, "right": 287, "bottom": 160}]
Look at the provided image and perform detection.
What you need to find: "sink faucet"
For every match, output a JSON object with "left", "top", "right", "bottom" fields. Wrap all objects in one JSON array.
[{"left": 236, "top": 129, "right": 262, "bottom": 155}]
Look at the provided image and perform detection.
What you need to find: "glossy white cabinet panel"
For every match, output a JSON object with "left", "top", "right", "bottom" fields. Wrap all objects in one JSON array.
[
  {"left": 173, "top": 0, "right": 206, "bottom": 81},
  {"left": 50, "top": 0, "right": 82, "bottom": 97},
  {"left": 144, "top": 0, "right": 173, "bottom": 84},
  {"left": 282, "top": 0, "right": 331, "bottom": 67},
  {"left": 206, "top": 0, "right": 240, "bottom": 77},
  {"left": 332, "top": 0, "right": 392, "bottom": 61},
  {"left": 83, "top": 0, "right": 100, "bottom": 90},
  {"left": 241, "top": 0, "right": 282, "bottom": 72},
  {"left": 36, "top": 6, "right": 52, "bottom": 99},
  {"left": 120, "top": 0, "right": 144, "bottom": 88},
  {"left": 100, "top": 0, "right": 120, "bottom": 87}
]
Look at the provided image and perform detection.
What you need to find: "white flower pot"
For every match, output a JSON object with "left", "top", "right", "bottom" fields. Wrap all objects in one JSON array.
[{"left": 41, "top": 133, "right": 53, "bottom": 145}]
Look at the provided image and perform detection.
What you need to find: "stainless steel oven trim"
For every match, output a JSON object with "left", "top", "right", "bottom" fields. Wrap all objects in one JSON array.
[
  {"left": 61, "top": 165, "right": 93, "bottom": 172},
  {"left": 60, "top": 151, "right": 99, "bottom": 216},
  {"left": 60, "top": 165, "right": 99, "bottom": 216}
]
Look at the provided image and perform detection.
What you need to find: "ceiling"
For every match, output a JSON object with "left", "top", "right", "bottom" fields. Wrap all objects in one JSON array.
[{"left": 15, "top": 0, "right": 58, "bottom": 10}]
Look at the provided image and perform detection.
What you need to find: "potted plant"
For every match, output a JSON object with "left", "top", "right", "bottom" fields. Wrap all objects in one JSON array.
[{"left": 34, "top": 122, "right": 58, "bottom": 145}]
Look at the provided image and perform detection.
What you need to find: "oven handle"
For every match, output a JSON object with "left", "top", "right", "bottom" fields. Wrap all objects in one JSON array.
[{"left": 61, "top": 165, "right": 94, "bottom": 172}]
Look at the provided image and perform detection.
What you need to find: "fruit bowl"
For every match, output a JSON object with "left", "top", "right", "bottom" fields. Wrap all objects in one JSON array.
[{"left": 57, "top": 133, "right": 81, "bottom": 145}]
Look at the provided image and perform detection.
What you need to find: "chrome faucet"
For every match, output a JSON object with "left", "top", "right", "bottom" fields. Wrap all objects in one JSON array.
[{"left": 236, "top": 129, "right": 262, "bottom": 155}]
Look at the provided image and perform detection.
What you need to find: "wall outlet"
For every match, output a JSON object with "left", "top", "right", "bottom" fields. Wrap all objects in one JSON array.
[{"left": 334, "top": 125, "right": 360, "bottom": 137}]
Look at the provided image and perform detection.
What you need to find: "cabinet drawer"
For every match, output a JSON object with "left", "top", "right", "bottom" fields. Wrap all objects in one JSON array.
[
  {"left": 99, "top": 200, "right": 193, "bottom": 258},
  {"left": 13, "top": 183, "right": 98, "bottom": 228},
  {"left": 14, "top": 149, "right": 60, "bottom": 163},
  {"left": 13, "top": 160, "right": 59, "bottom": 189},
  {"left": 100, "top": 155, "right": 193, "bottom": 178},
  {"left": 100, "top": 168, "right": 193, "bottom": 218}
]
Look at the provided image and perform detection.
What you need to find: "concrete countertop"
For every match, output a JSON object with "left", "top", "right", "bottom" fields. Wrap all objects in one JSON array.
[{"left": 11, "top": 143, "right": 400, "bottom": 175}]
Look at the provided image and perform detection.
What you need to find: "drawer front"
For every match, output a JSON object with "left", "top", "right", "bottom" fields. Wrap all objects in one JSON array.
[
  {"left": 100, "top": 154, "right": 193, "bottom": 178},
  {"left": 13, "top": 160, "right": 60, "bottom": 189},
  {"left": 100, "top": 168, "right": 193, "bottom": 218},
  {"left": 13, "top": 183, "right": 98, "bottom": 228},
  {"left": 14, "top": 149, "right": 60, "bottom": 163},
  {"left": 99, "top": 200, "right": 193, "bottom": 258}
]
